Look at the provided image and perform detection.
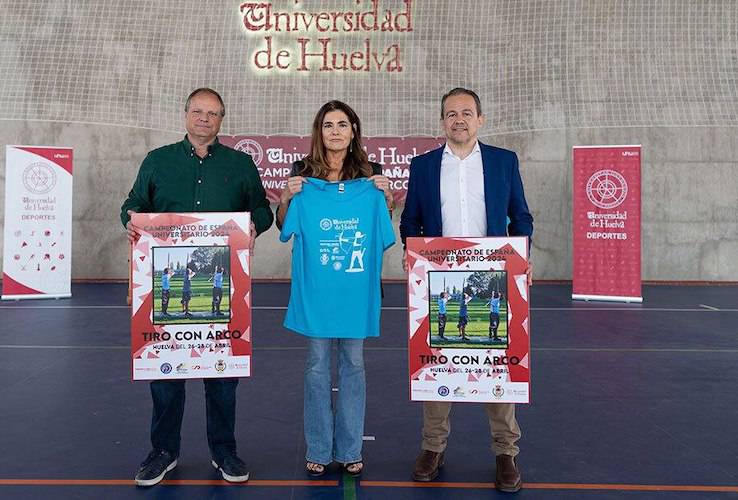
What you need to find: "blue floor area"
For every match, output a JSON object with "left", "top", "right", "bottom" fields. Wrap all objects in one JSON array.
[{"left": 0, "top": 283, "right": 737, "bottom": 499}]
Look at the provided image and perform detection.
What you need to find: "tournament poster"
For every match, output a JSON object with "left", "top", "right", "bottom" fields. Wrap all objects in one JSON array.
[
  {"left": 130, "top": 212, "right": 252, "bottom": 380},
  {"left": 407, "top": 237, "right": 530, "bottom": 403},
  {"left": 2, "top": 145, "right": 73, "bottom": 300}
]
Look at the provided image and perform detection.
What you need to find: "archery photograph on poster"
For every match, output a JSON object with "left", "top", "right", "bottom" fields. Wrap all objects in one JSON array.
[
  {"left": 152, "top": 245, "right": 230, "bottom": 325},
  {"left": 428, "top": 270, "right": 508, "bottom": 349}
]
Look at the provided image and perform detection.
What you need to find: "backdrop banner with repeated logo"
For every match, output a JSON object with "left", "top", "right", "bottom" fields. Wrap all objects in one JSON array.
[
  {"left": 406, "top": 237, "right": 530, "bottom": 403},
  {"left": 219, "top": 135, "right": 444, "bottom": 204},
  {"left": 2, "top": 145, "right": 73, "bottom": 300},
  {"left": 572, "top": 145, "right": 642, "bottom": 302},
  {"left": 130, "top": 212, "right": 252, "bottom": 380}
]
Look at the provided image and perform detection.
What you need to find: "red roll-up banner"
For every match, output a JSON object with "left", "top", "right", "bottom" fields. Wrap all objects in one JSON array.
[{"left": 572, "top": 146, "right": 642, "bottom": 302}]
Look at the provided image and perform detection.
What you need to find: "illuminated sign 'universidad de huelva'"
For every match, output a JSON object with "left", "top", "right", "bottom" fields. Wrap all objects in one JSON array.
[{"left": 239, "top": 1, "right": 413, "bottom": 72}]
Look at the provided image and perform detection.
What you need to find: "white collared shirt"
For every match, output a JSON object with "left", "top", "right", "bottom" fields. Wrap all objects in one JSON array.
[{"left": 440, "top": 142, "right": 487, "bottom": 237}]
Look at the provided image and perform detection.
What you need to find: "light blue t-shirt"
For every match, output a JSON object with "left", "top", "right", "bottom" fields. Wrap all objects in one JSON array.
[
  {"left": 280, "top": 178, "right": 395, "bottom": 338},
  {"left": 438, "top": 297, "right": 447, "bottom": 314},
  {"left": 213, "top": 271, "right": 223, "bottom": 288},
  {"left": 490, "top": 296, "right": 500, "bottom": 314},
  {"left": 162, "top": 274, "right": 171, "bottom": 291}
]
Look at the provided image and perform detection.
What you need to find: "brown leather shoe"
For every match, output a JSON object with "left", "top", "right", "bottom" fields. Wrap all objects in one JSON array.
[
  {"left": 495, "top": 454, "right": 522, "bottom": 492},
  {"left": 412, "top": 450, "right": 445, "bottom": 482}
]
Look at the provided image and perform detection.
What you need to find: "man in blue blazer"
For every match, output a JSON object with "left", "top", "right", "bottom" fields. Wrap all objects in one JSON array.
[{"left": 400, "top": 88, "right": 533, "bottom": 493}]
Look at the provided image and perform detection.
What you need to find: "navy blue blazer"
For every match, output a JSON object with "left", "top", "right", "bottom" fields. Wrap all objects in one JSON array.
[{"left": 399, "top": 142, "right": 533, "bottom": 245}]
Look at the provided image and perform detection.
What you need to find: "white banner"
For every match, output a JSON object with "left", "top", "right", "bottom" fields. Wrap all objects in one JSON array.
[{"left": 2, "top": 146, "right": 73, "bottom": 299}]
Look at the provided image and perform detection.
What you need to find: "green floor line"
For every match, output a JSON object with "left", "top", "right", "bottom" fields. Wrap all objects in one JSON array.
[{"left": 343, "top": 471, "right": 357, "bottom": 500}]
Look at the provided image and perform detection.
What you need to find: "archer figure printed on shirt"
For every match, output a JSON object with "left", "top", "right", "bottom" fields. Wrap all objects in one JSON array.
[{"left": 345, "top": 231, "right": 366, "bottom": 273}]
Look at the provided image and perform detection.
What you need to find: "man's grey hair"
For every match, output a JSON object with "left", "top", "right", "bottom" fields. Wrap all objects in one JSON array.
[{"left": 185, "top": 88, "right": 225, "bottom": 117}]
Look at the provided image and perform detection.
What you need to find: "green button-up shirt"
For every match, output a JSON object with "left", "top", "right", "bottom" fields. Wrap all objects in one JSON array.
[{"left": 120, "top": 136, "right": 273, "bottom": 234}]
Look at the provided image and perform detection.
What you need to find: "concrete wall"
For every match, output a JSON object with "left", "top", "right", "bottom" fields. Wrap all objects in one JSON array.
[
  {"left": 1, "top": 1, "right": 736, "bottom": 281},
  {"left": 1, "top": 122, "right": 735, "bottom": 281}
]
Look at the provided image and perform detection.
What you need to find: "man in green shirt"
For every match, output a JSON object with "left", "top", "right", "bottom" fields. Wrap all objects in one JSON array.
[{"left": 121, "top": 88, "right": 273, "bottom": 487}]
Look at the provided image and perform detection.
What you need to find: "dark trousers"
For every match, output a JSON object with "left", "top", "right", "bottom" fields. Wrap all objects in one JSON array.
[
  {"left": 150, "top": 378, "right": 239, "bottom": 461},
  {"left": 212, "top": 287, "right": 223, "bottom": 312},
  {"left": 438, "top": 313, "right": 447, "bottom": 336},
  {"left": 489, "top": 312, "right": 500, "bottom": 335}
]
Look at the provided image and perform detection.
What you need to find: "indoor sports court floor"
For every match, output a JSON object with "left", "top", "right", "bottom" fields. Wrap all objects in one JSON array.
[{"left": 0, "top": 282, "right": 737, "bottom": 499}]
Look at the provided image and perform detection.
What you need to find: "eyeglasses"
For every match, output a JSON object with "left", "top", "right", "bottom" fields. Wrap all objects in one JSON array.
[{"left": 189, "top": 109, "right": 222, "bottom": 120}]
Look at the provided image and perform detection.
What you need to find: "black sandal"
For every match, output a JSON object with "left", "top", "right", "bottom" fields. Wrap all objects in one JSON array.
[
  {"left": 306, "top": 461, "right": 326, "bottom": 477},
  {"left": 343, "top": 461, "right": 363, "bottom": 477}
]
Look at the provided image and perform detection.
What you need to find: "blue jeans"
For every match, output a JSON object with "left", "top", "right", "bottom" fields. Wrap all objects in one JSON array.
[
  {"left": 150, "top": 378, "right": 238, "bottom": 462},
  {"left": 304, "top": 338, "right": 366, "bottom": 465}
]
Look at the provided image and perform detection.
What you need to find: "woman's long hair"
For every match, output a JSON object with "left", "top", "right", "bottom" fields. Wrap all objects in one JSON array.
[{"left": 300, "top": 100, "right": 372, "bottom": 180}]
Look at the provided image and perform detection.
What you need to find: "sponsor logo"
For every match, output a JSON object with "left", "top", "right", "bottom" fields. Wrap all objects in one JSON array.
[
  {"left": 586, "top": 169, "right": 628, "bottom": 209},
  {"left": 215, "top": 359, "right": 227, "bottom": 373},
  {"left": 493, "top": 385, "right": 505, "bottom": 399},
  {"left": 437, "top": 385, "right": 450, "bottom": 397},
  {"left": 160, "top": 363, "right": 172, "bottom": 374},
  {"left": 453, "top": 387, "right": 465, "bottom": 396},
  {"left": 469, "top": 388, "right": 480, "bottom": 395},
  {"left": 22, "top": 162, "right": 57, "bottom": 194},
  {"left": 176, "top": 363, "right": 188, "bottom": 374},
  {"left": 234, "top": 138, "right": 264, "bottom": 166},
  {"left": 319, "top": 218, "right": 333, "bottom": 231}
]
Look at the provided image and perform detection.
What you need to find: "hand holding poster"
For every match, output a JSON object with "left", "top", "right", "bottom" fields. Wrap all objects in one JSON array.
[
  {"left": 130, "top": 212, "right": 252, "bottom": 380},
  {"left": 407, "top": 237, "right": 530, "bottom": 403}
]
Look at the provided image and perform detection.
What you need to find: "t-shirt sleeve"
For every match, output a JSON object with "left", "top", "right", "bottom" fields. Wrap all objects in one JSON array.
[
  {"left": 378, "top": 195, "right": 396, "bottom": 251},
  {"left": 279, "top": 194, "right": 300, "bottom": 242}
]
